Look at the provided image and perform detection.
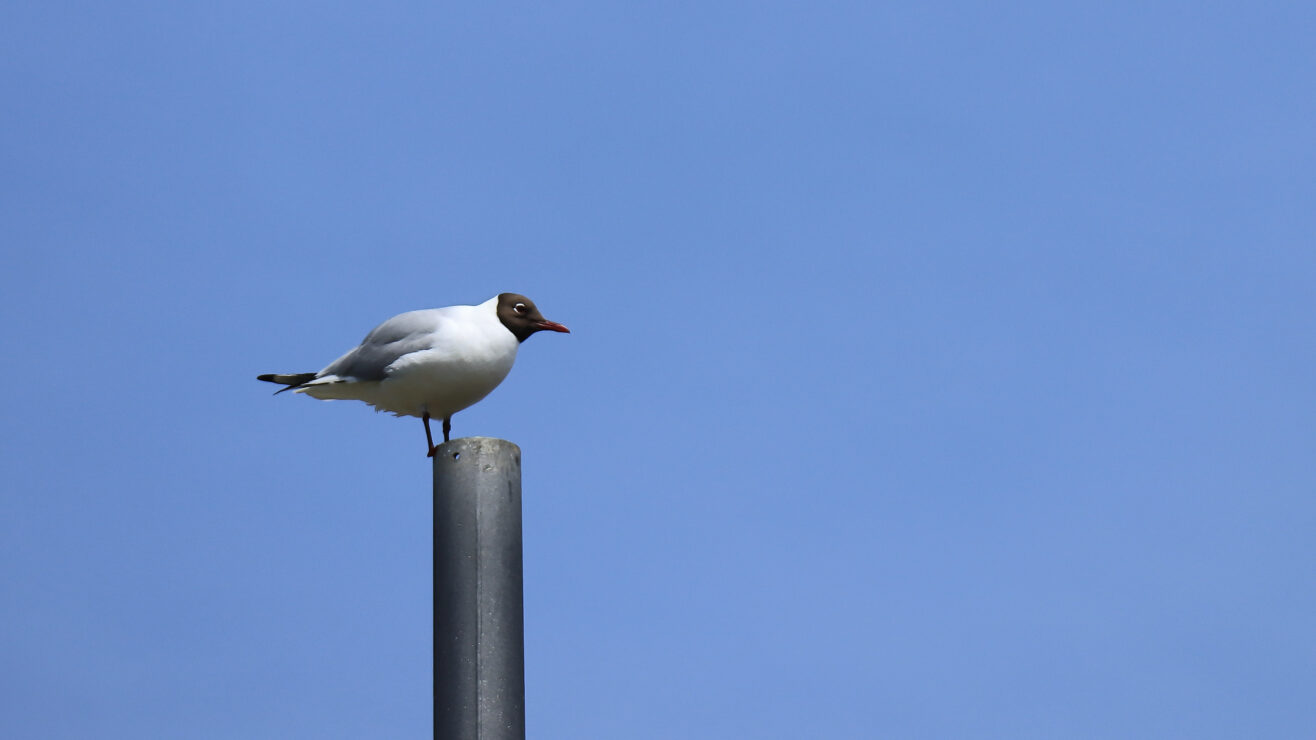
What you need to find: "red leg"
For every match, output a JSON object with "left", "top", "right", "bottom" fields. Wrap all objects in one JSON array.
[
  {"left": 423, "top": 412, "right": 438, "bottom": 457},
  {"left": 442, "top": 416, "right": 452, "bottom": 443}
]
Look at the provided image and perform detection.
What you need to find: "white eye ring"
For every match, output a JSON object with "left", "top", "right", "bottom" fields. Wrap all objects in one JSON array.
[{"left": 514, "top": 303, "right": 528, "bottom": 314}]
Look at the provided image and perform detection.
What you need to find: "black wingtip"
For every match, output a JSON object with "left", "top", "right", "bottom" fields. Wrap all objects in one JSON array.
[{"left": 257, "top": 372, "right": 318, "bottom": 394}]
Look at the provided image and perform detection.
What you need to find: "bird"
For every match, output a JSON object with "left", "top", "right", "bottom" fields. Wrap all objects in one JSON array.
[{"left": 258, "top": 293, "right": 569, "bottom": 456}]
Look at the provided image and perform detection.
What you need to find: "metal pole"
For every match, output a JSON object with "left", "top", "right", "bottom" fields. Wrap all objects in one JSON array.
[{"left": 432, "top": 437, "right": 525, "bottom": 740}]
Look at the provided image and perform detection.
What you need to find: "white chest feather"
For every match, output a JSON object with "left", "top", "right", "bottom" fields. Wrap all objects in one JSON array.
[{"left": 369, "top": 314, "right": 519, "bottom": 417}]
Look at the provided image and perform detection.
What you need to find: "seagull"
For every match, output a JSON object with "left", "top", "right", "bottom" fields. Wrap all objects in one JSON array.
[{"left": 258, "top": 293, "right": 569, "bottom": 456}]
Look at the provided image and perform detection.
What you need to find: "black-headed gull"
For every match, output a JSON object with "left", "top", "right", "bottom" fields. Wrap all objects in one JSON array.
[{"left": 258, "top": 293, "right": 569, "bottom": 456}]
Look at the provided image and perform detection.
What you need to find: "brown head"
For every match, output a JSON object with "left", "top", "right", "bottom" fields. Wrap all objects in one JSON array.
[{"left": 495, "top": 293, "right": 571, "bottom": 342}]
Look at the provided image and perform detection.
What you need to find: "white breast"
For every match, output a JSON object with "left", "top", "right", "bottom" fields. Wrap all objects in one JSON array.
[{"left": 369, "top": 305, "right": 519, "bottom": 418}]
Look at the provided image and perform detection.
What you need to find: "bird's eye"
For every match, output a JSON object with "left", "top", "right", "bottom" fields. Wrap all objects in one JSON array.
[{"left": 514, "top": 303, "right": 528, "bottom": 315}]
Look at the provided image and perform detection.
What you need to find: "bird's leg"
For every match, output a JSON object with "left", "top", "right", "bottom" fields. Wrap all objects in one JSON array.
[
  {"left": 442, "top": 416, "right": 452, "bottom": 443},
  {"left": 423, "top": 412, "right": 438, "bottom": 457}
]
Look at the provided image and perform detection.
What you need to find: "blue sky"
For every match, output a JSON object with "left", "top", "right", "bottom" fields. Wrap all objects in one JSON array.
[{"left": 3, "top": 2, "right": 1314, "bottom": 738}]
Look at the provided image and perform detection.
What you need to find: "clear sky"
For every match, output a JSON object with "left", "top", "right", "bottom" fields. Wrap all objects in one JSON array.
[{"left": 3, "top": 2, "right": 1314, "bottom": 738}]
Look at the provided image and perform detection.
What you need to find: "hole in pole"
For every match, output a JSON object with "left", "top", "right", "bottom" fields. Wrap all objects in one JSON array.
[{"left": 452, "top": 452, "right": 461, "bottom": 460}]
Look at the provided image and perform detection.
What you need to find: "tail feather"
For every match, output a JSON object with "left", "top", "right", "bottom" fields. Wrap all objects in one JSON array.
[{"left": 257, "top": 372, "right": 318, "bottom": 395}]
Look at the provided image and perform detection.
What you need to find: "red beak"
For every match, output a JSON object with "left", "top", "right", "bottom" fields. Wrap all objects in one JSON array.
[{"left": 536, "top": 320, "right": 570, "bottom": 334}]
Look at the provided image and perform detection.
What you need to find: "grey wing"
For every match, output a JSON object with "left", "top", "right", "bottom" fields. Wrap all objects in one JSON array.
[{"left": 319, "top": 309, "right": 442, "bottom": 381}]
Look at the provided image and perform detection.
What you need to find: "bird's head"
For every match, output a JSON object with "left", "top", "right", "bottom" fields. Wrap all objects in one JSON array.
[{"left": 496, "top": 293, "right": 571, "bottom": 342}]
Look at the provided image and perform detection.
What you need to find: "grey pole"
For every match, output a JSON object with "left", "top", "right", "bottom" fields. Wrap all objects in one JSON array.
[{"left": 432, "top": 437, "right": 525, "bottom": 740}]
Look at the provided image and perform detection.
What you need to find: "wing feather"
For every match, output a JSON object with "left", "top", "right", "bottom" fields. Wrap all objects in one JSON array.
[{"left": 318, "top": 309, "right": 442, "bottom": 381}]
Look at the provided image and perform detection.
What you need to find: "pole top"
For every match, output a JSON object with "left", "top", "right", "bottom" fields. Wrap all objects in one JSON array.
[{"left": 432, "top": 437, "right": 521, "bottom": 466}]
